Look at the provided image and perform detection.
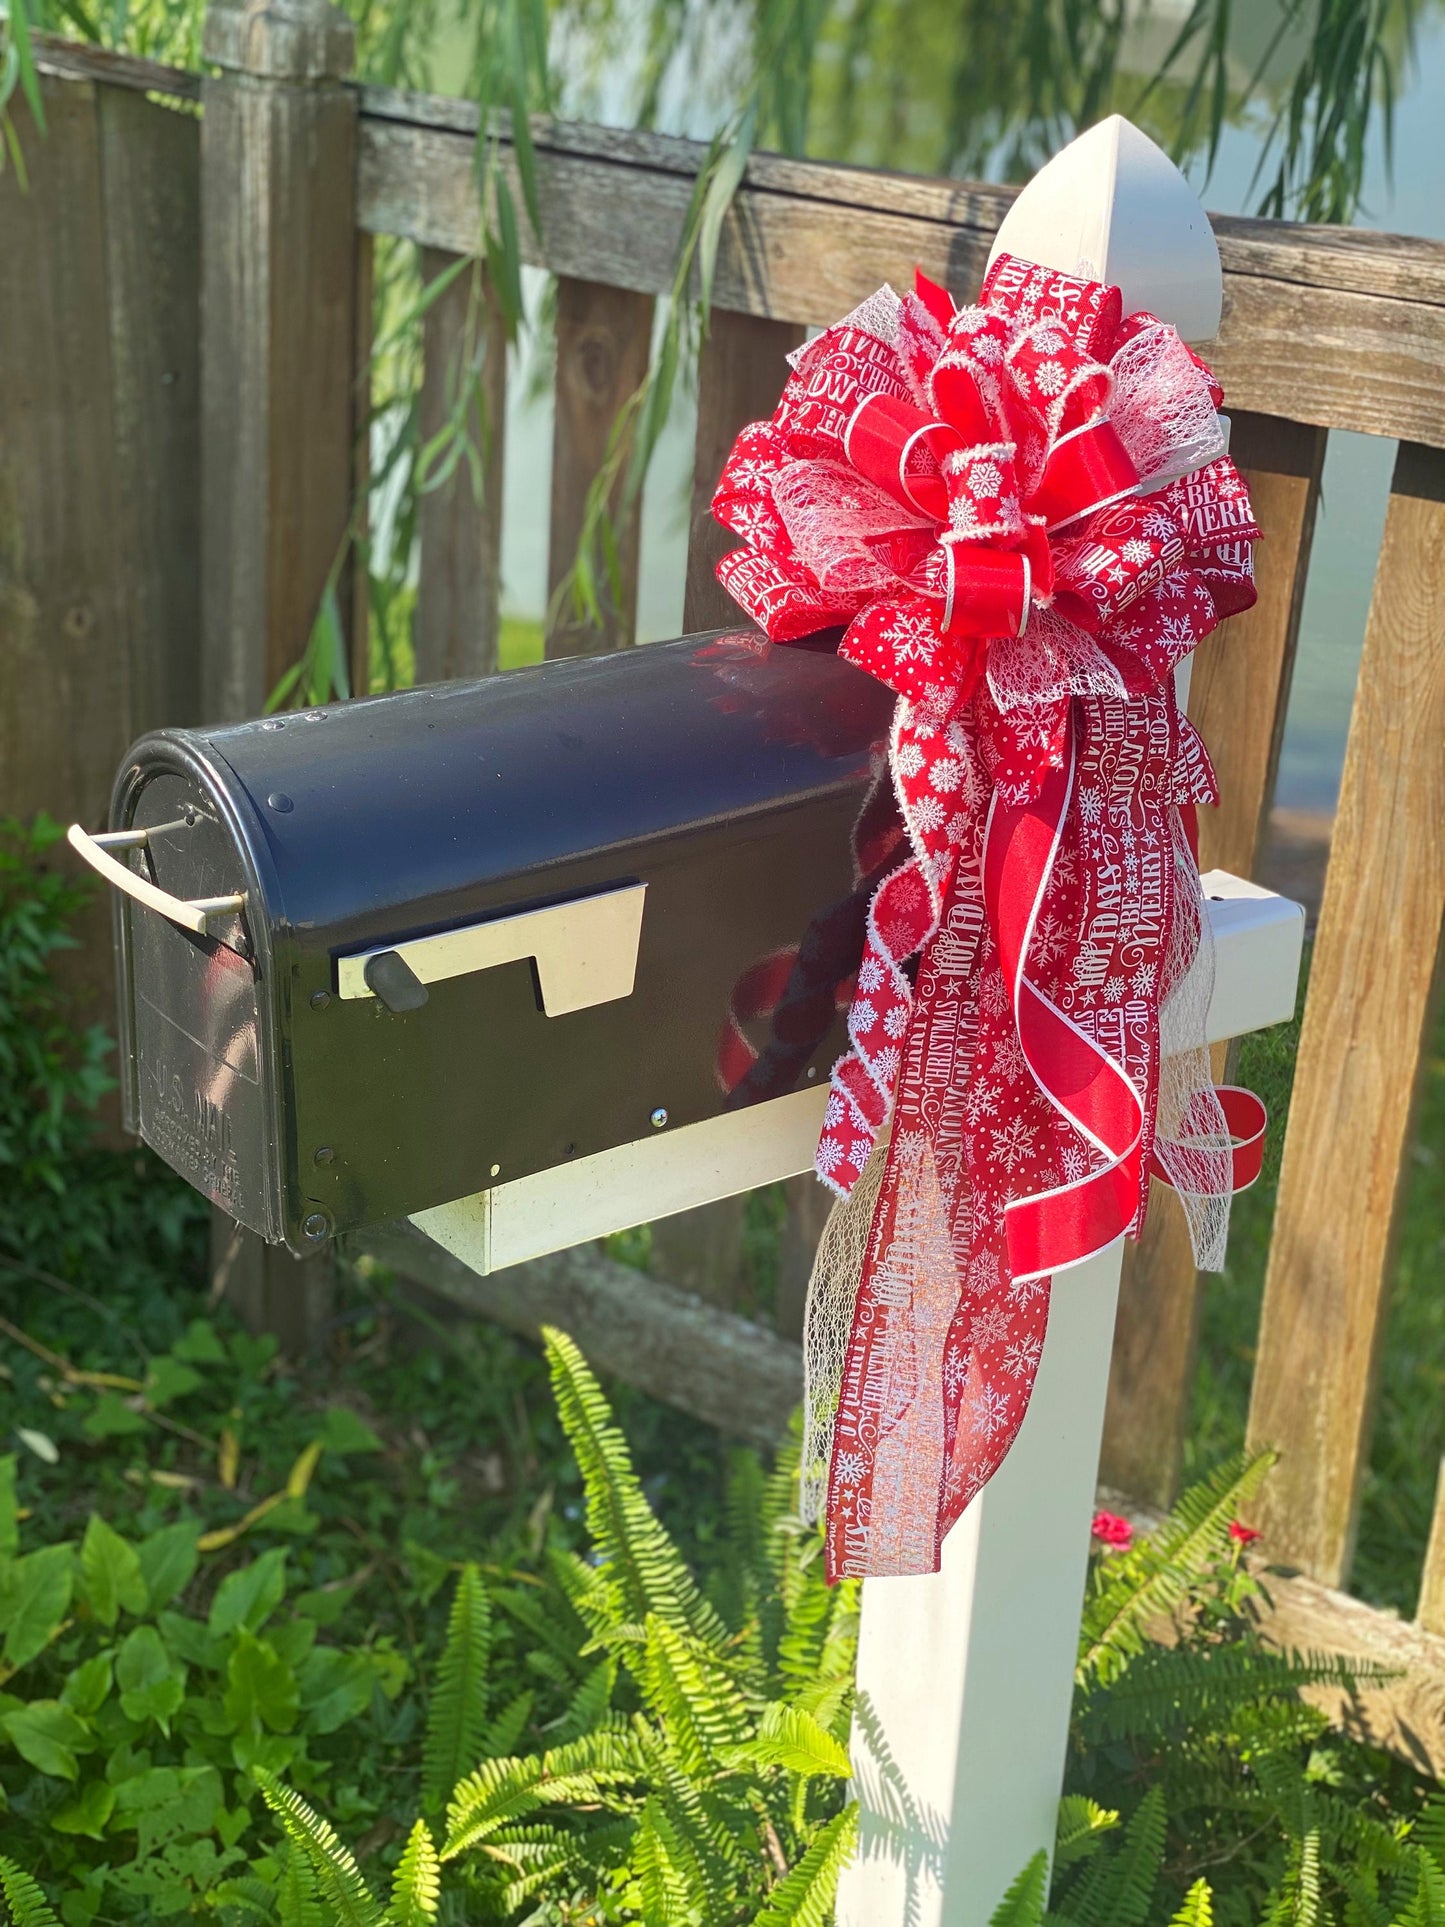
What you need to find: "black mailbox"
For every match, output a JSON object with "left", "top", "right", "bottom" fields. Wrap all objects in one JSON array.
[{"left": 70, "top": 633, "right": 894, "bottom": 1256}]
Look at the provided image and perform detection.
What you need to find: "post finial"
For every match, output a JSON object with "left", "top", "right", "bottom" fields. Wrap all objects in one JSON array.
[
  {"left": 988, "top": 115, "right": 1223, "bottom": 343},
  {"left": 203, "top": 0, "right": 356, "bottom": 81}
]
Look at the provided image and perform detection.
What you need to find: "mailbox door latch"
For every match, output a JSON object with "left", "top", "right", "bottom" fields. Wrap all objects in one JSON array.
[{"left": 336, "top": 883, "right": 647, "bottom": 1016}]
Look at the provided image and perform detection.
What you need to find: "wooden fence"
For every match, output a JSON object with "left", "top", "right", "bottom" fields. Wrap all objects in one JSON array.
[{"left": 6, "top": 0, "right": 1445, "bottom": 1772}]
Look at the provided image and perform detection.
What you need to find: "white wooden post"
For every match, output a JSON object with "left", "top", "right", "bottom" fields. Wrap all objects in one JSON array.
[
  {"left": 410, "top": 117, "right": 1303, "bottom": 1927},
  {"left": 835, "top": 119, "right": 1299, "bottom": 1927}
]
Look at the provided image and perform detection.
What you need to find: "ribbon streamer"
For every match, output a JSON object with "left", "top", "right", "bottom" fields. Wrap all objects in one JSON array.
[{"left": 713, "top": 255, "right": 1265, "bottom": 1581}]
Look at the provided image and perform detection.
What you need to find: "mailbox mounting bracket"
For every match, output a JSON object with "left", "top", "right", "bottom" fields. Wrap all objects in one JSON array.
[{"left": 336, "top": 882, "right": 646, "bottom": 1016}]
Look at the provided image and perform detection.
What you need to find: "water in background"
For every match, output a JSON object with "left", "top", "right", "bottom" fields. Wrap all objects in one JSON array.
[{"left": 492, "top": 11, "right": 1445, "bottom": 819}]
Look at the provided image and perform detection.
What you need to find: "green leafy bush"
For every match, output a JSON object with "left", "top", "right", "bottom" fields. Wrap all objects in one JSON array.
[{"left": 992, "top": 1456, "right": 1434, "bottom": 1926}]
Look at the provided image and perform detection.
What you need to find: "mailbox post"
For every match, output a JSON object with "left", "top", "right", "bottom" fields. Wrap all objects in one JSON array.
[
  {"left": 826, "top": 120, "right": 1302, "bottom": 1926},
  {"left": 73, "top": 109, "right": 1303, "bottom": 1927}
]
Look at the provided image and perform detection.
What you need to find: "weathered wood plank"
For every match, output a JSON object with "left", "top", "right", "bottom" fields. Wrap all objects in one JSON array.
[
  {"left": 96, "top": 83, "right": 203, "bottom": 736},
  {"left": 34, "top": 31, "right": 201, "bottom": 101},
  {"left": 355, "top": 115, "right": 1445, "bottom": 449},
  {"left": 546, "top": 276, "right": 654, "bottom": 657},
  {"left": 198, "top": 0, "right": 359, "bottom": 1332},
  {"left": 1417, "top": 1460, "right": 1445, "bottom": 1638},
  {"left": 199, "top": 0, "right": 359, "bottom": 718},
  {"left": 359, "top": 1216, "right": 802, "bottom": 1447},
  {"left": 1191, "top": 414, "right": 1328, "bottom": 876},
  {"left": 414, "top": 250, "right": 507, "bottom": 683},
  {"left": 650, "top": 1202, "right": 747, "bottom": 1313},
  {"left": 356, "top": 82, "right": 1445, "bottom": 310},
  {"left": 1102, "top": 416, "right": 1326, "bottom": 1508},
  {"left": 349, "top": 230, "right": 374, "bottom": 698},
  {"left": 684, "top": 308, "right": 804, "bottom": 633},
  {"left": 0, "top": 78, "right": 129, "bottom": 835},
  {"left": 1247, "top": 442, "right": 1445, "bottom": 1587}
]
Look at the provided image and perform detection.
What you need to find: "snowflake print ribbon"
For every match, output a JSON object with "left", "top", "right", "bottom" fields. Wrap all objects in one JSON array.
[{"left": 711, "top": 255, "right": 1267, "bottom": 1581}]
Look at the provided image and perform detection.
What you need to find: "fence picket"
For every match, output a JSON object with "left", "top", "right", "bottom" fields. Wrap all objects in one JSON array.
[
  {"left": 1248, "top": 441, "right": 1445, "bottom": 1585},
  {"left": 1101, "top": 414, "right": 1326, "bottom": 1507},
  {"left": 684, "top": 308, "right": 805, "bottom": 632},
  {"left": 349, "top": 230, "right": 374, "bottom": 697},
  {"left": 414, "top": 250, "right": 507, "bottom": 683},
  {"left": 546, "top": 276, "right": 654, "bottom": 656}
]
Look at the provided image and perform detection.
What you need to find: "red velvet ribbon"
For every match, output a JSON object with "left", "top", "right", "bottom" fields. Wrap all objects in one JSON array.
[{"left": 1028, "top": 419, "right": 1140, "bottom": 533}]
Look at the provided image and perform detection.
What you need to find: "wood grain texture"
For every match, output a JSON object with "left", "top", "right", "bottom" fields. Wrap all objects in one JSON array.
[
  {"left": 0, "top": 78, "right": 201, "bottom": 1124},
  {"left": 546, "top": 277, "right": 654, "bottom": 657},
  {"left": 359, "top": 1216, "right": 802, "bottom": 1447},
  {"left": 348, "top": 230, "right": 373, "bottom": 697},
  {"left": 0, "top": 79, "right": 128, "bottom": 834},
  {"left": 1417, "top": 1461, "right": 1445, "bottom": 1637},
  {"left": 198, "top": 0, "right": 356, "bottom": 1334},
  {"left": 354, "top": 112, "right": 1445, "bottom": 449},
  {"left": 1247, "top": 443, "right": 1445, "bottom": 1587},
  {"left": 684, "top": 309, "right": 804, "bottom": 633},
  {"left": 96, "top": 83, "right": 203, "bottom": 737},
  {"left": 31, "top": 41, "right": 1445, "bottom": 451},
  {"left": 199, "top": 13, "right": 358, "bottom": 720},
  {"left": 414, "top": 250, "right": 507, "bottom": 683},
  {"left": 650, "top": 1200, "right": 747, "bottom": 1312},
  {"left": 1102, "top": 1185, "right": 1209, "bottom": 1508},
  {"left": 1101, "top": 418, "right": 1326, "bottom": 1508}
]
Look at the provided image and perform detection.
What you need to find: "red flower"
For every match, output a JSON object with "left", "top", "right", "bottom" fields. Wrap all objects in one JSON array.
[
  {"left": 1091, "top": 1510, "right": 1133, "bottom": 1549},
  {"left": 1229, "top": 1520, "right": 1262, "bottom": 1547}
]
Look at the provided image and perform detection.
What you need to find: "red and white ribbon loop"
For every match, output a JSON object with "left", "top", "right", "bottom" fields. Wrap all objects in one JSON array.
[{"left": 711, "top": 252, "right": 1267, "bottom": 1581}]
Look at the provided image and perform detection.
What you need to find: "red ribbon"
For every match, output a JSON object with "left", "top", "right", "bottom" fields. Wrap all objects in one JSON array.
[{"left": 711, "top": 256, "right": 1266, "bottom": 1580}]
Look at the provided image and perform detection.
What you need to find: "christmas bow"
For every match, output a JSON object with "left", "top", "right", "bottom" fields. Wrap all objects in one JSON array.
[{"left": 712, "top": 255, "right": 1264, "bottom": 1581}]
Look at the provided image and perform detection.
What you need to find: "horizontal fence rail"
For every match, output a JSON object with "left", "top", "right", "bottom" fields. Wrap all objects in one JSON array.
[{"left": 15, "top": 32, "right": 1445, "bottom": 1778}]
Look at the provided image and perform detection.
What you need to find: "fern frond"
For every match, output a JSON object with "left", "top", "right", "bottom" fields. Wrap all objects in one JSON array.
[
  {"left": 1395, "top": 1844, "right": 1445, "bottom": 1927},
  {"left": 0, "top": 1858, "right": 62, "bottom": 1927},
  {"left": 1415, "top": 1795, "right": 1445, "bottom": 1873},
  {"left": 1077, "top": 1642, "right": 1379, "bottom": 1748},
  {"left": 633, "top": 1792, "right": 708, "bottom": 1927},
  {"left": 985, "top": 1847, "right": 1049, "bottom": 1927},
  {"left": 276, "top": 1852, "right": 325, "bottom": 1927},
  {"left": 1078, "top": 1454, "right": 1275, "bottom": 1684},
  {"left": 1055, "top": 1793, "right": 1121, "bottom": 1870},
  {"left": 730, "top": 1701, "right": 852, "bottom": 1782},
  {"left": 1170, "top": 1876, "right": 1215, "bottom": 1926},
  {"left": 482, "top": 1689, "right": 534, "bottom": 1759},
  {"left": 257, "top": 1776, "right": 386, "bottom": 1927},
  {"left": 1066, "top": 1784, "right": 1165, "bottom": 1927},
  {"left": 753, "top": 1803, "right": 859, "bottom": 1927},
  {"left": 389, "top": 1819, "right": 441, "bottom": 1926},
  {"left": 549, "top": 1657, "right": 617, "bottom": 1743},
  {"left": 640, "top": 1614, "right": 752, "bottom": 1772},
  {"left": 423, "top": 1563, "right": 491, "bottom": 1803},
  {"left": 1267, "top": 1826, "right": 1322, "bottom": 1927},
  {"left": 541, "top": 1327, "right": 727, "bottom": 1648},
  {"left": 442, "top": 1730, "right": 646, "bottom": 1859}
]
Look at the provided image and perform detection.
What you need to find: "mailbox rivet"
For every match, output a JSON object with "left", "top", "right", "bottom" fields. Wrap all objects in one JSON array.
[
  {"left": 302, "top": 1212, "right": 330, "bottom": 1241},
  {"left": 650, "top": 1107, "right": 668, "bottom": 1130},
  {"left": 310, "top": 989, "right": 331, "bottom": 1010},
  {"left": 314, "top": 1146, "right": 334, "bottom": 1166},
  {"left": 267, "top": 791, "right": 294, "bottom": 813}
]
